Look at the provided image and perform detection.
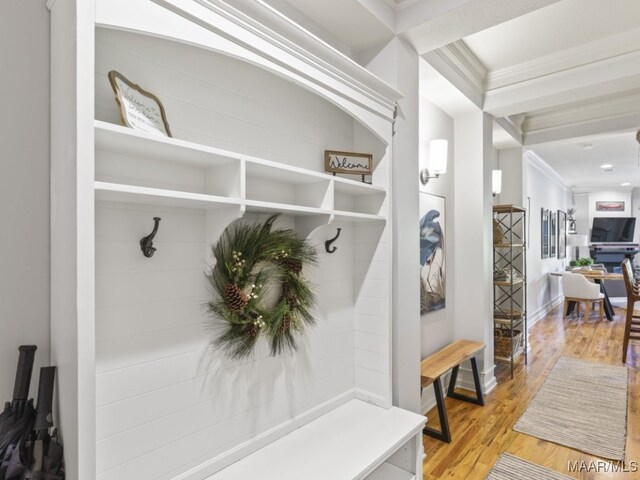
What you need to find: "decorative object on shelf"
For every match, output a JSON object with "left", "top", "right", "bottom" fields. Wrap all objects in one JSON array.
[
  {"left": 494, "top": 326, "right": 523, "bottom": 358},
  {"left": 494, "top": 268, "right": 519, "bottom": 283},
  {"left": 420, "top": 193, "right": 445, "bottom": 314},
  {"left": 108, "top": 70, "right": 172, "bottom": 137},
  {"left": 595, "top": 201, "right": 625, "bottom": 212},
  {"left": 492, "top": 170, "right": 502, "bottom": 197},
  {"left": 207, "top": 214, "right": 317, "bottom": 359},
  {"left": 549, "top": 211, "right": 557, "bottom": 258},
  {"left": 541, "top": 208, "right": 549, "bottom": 259},
  {"left": 324, "top": 150, "right": 372, "bottom": 183},
  {"left": 568, "top": 235, "right": 589, "bottom": 261},
  {"left": 140, "top": 217, "right": 161, "bottom": 258},
  {"left": 493, "top": 218, "right": 504, "bottom": 245},
  {"left": 567, "top": 207, "right": 577, "bottom": 234},
  {"left": 325, "top": 228, "right": 341, "bottom": 254},
  {"left": 557, "top": 210, "right": 567, "bottom": 259},
  {"left": 420, "top": 139, "right": 448, "bottom": 185}
]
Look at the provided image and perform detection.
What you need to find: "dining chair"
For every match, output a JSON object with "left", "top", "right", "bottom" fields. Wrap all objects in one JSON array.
[
  {"left": 562, "top": 272, "right": 604, "bottom": 321},
  {"left": 620, "top": 259, "right": 640, "bottom": 363}
]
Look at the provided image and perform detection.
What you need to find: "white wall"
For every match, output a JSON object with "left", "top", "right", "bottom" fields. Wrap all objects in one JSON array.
[
  {"left": 523, "top": 153, "right": 571, "bottom": 324},
  {"left": 362, "top": 37, "right": 422, "bottom": 414},
  {"left": 418, "top": 95, "right": 456, "bottom": 408},
  {"left": 0, "top": 0, "right": 50, "bottom": 402}
]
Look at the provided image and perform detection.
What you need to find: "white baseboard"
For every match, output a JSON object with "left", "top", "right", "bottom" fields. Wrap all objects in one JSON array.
[
  {"left": 528, "top": 295, "right": 563, "bottom": 329},
  {"left": 354, "top": 388, "right": 391, "bottom": 409},
  {"left": 173, "top": 389, "right": 357, "bottom": 480}
]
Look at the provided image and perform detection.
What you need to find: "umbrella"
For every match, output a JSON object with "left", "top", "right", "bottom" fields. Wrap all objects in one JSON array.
[
  {"left": 0, "top": 345, "right": 37, "bottom": 480},
  {"left": 30, "top": 367, "right": 64, "bottom": 479}
]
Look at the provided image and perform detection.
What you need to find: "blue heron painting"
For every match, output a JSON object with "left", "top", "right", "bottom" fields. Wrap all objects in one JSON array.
[{"left": 420, "top": 195, "right": 445, "bottom": 313}]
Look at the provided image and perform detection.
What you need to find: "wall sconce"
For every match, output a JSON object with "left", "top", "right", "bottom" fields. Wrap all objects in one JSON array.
[
  {"left": 420, "top": 139, "right": 448, "bottom": 185},
  {"left": 492, "top": 170, "right": 502, "bottom": 197}
]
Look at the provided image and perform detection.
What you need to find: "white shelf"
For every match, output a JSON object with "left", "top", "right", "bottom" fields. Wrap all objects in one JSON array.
[
  {"left": 333, "top": 210, "right": 386, "bottom": 223},
  {"left": 95, "top": 122, "right": 389, "bottom": 224},
  {"left": 245, "top": 158, "right": 330, "bottom": 185},
  {"left": 95, "top": 182, "right": 242, "bottom": 209},
  {"left": 207, "top": 400, "right": 425, "bottom": 480},
  {"left": 366, "top": 462, "right": 415, "bottom": 480},
  {"left": 95, "top": 121, "right": 240, "bottom": 168},
  {"left": 334, "top": 176, "right": 386, "bottom": 196},
  {"left": 245, "top": 199, "right": 331, "bottom": 217}
]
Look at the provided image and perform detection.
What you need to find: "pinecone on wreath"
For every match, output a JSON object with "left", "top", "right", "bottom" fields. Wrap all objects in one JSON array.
[
  {"left": 225, "top": 283, "right": 249, "bottom": 312},
  {"left": 246, "top": 322, "right": 259, "bottom": 338},
  {"left": 279, "top": 257, "right": 303, "bottom": 275},
  {"left": 280, "top": 314, "right": 291, "bottom": 334}
]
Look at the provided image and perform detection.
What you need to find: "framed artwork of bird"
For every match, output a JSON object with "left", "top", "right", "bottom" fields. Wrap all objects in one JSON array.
[{"left": 420, "top": 193, "right": 446, "bottom": 314}]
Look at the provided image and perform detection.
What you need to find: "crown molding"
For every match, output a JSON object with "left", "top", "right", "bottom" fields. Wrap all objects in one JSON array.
[
  {"left": 426, "top": 40, "right": 487, "bottom": 98},
  {"left": 382, "top": 0, "right": 421, "bottom": 12},
  {"left": 523, "top": 90, "right": 640, "bottom": 134},
  {"left": 486, "top": 27, "right": 640, "bottom": 91},
  {"left": 525, "top": 149, "right": 570, "bottom": 192},
  {"left": 444, "top": 40, "right": 487, "bottom": 94},
  {"left": 571, "top": 185, "right": 634, "bottom": 194}
]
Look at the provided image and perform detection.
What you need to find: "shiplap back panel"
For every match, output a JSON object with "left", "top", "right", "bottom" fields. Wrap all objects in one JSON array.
[
  {"left": 95, "top": 29, "right": 357, "bottom": 172},
  {"left": 95, "top": 207, "right": 355, "bottom": 479},
  {"left": 94, "top": 28, "right": 390, "bottom": 480}
]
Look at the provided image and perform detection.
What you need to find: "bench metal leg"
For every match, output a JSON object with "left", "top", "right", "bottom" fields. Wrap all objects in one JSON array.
[
  {"left": 446, "top": 358, "right": 484, "bottom": 406},
  {"left": 422, "top": 377, "right": 451, "bottom": 443}
]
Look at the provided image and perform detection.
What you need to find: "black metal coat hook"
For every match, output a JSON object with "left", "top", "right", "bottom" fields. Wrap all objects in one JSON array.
[
  {"left": 140, "top": 217, "right": 161, "bottom": 258},
  {"left": 325, "top": 228, "right": 341, "bottom": 254}
]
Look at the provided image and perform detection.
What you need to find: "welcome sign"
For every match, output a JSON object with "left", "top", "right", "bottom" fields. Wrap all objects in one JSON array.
[{"left": 324, "top": 150, "right": 373, "bottom": 175}]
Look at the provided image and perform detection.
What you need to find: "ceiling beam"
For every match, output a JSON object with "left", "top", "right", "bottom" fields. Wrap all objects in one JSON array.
[
  {"left": 484, "top": 50, "right": 640, "bottom": 118},
  {"left": 398, "top": 0, "right": 561, "bottom": 54}
]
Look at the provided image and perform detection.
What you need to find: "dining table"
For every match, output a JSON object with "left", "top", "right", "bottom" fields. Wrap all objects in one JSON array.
[{"left": 550, "top": 270, "right": 623, "bottom": 321}]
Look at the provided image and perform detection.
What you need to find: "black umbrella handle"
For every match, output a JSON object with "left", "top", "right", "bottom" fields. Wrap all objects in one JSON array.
[
  {"left": 13, "top": 345, "right": 37, "bottom": 402},
  {"left": 34, "top": 366, "right": 56, "bottom": 432}
]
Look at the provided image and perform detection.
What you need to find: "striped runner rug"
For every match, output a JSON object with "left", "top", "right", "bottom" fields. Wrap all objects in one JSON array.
[
  {"left": 486, "top": 453, "right": 573, "bottom": 480},
  {"left": 514, "top": 356, "right": 628, "bottom": 461}
]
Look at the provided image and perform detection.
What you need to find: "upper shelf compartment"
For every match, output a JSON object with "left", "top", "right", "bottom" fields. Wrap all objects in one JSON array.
[
  {"left": 95, "top": 121, "right": 240, "bottom": 169},
  {"left": 94, "top": 25, "right": 391, "bottom": 222}
]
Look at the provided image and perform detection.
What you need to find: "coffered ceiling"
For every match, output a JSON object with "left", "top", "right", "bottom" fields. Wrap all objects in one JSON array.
[{"left": 268, "top": 0, "right": 640, "bottom": 188}]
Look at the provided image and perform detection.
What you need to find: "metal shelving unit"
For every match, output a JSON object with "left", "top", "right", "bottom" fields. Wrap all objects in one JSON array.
[{"left": 493, "top": 205, "right": 528, "bottom": 379}]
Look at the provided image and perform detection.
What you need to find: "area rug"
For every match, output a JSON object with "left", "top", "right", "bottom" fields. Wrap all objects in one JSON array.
[
  {"left": 485, "top": 453, "right": 573, "bottom": 480},
  {"left": 514, "top": 357, "right": 628, "bottom": 461}
]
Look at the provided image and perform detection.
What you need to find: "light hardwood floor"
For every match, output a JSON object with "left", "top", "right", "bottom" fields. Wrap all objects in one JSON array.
[{"left": 422, "top": 306, "right": 640, "bottom": 479}]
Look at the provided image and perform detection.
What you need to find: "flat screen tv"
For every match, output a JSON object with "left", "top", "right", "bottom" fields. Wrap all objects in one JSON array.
[{"left": 590, "top": 217, "right": 636, "bottom": 243}]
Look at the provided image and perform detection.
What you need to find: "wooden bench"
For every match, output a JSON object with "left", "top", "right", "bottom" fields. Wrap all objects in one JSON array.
[{"left": 420, "top": 340, "right": 485, "bottom": 443}]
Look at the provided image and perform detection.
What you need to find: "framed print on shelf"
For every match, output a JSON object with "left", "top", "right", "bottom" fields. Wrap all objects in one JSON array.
[
  {"left": 108, "top": 70, "right": 172, "bottom": 137},
  {"left": 557, "top": 210, "right": 567, "bottom": 259},
  {"left": 420, "top": 193, "right": 445, "bottom": 315},
  {"left": 549, "top": 211, "right": 557, "bottom": 258},
  {"left": 541, "top": 208, "right": 549, "bottom": 259}
]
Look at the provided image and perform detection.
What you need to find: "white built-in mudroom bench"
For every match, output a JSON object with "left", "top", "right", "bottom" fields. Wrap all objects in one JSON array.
[{"left": 49, "top": 0, "right": 425, "bottom": 479}]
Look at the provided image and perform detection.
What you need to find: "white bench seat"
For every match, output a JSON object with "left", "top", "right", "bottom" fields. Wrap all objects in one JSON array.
[{"left": 208, "top": 399, "right": 426, "bottom": 480}]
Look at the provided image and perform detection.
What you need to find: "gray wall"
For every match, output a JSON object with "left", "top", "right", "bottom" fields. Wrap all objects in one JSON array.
[{"left": 0, "top": 0, "right": 50, "bottom": 401}]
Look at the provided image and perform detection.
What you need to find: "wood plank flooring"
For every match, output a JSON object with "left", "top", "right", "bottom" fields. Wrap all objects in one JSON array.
[{"left": 422, "top": 306, "right": 640, "bottom": 479}]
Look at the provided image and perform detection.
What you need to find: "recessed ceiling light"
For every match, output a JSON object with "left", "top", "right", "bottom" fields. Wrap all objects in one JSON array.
[
  {"left": 582, "top": 143, "right": 594, "bottom": 150},
  {"left": 600, "top": 163, "right": 613, "bottom": 171},
  {"left": 621, "top": 182, "right": 631, "bottom": 186}
]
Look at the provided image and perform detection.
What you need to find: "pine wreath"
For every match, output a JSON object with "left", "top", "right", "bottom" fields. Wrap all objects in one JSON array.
[{"left": 207, "top": 214, "right": 317, "bottom": 359}]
